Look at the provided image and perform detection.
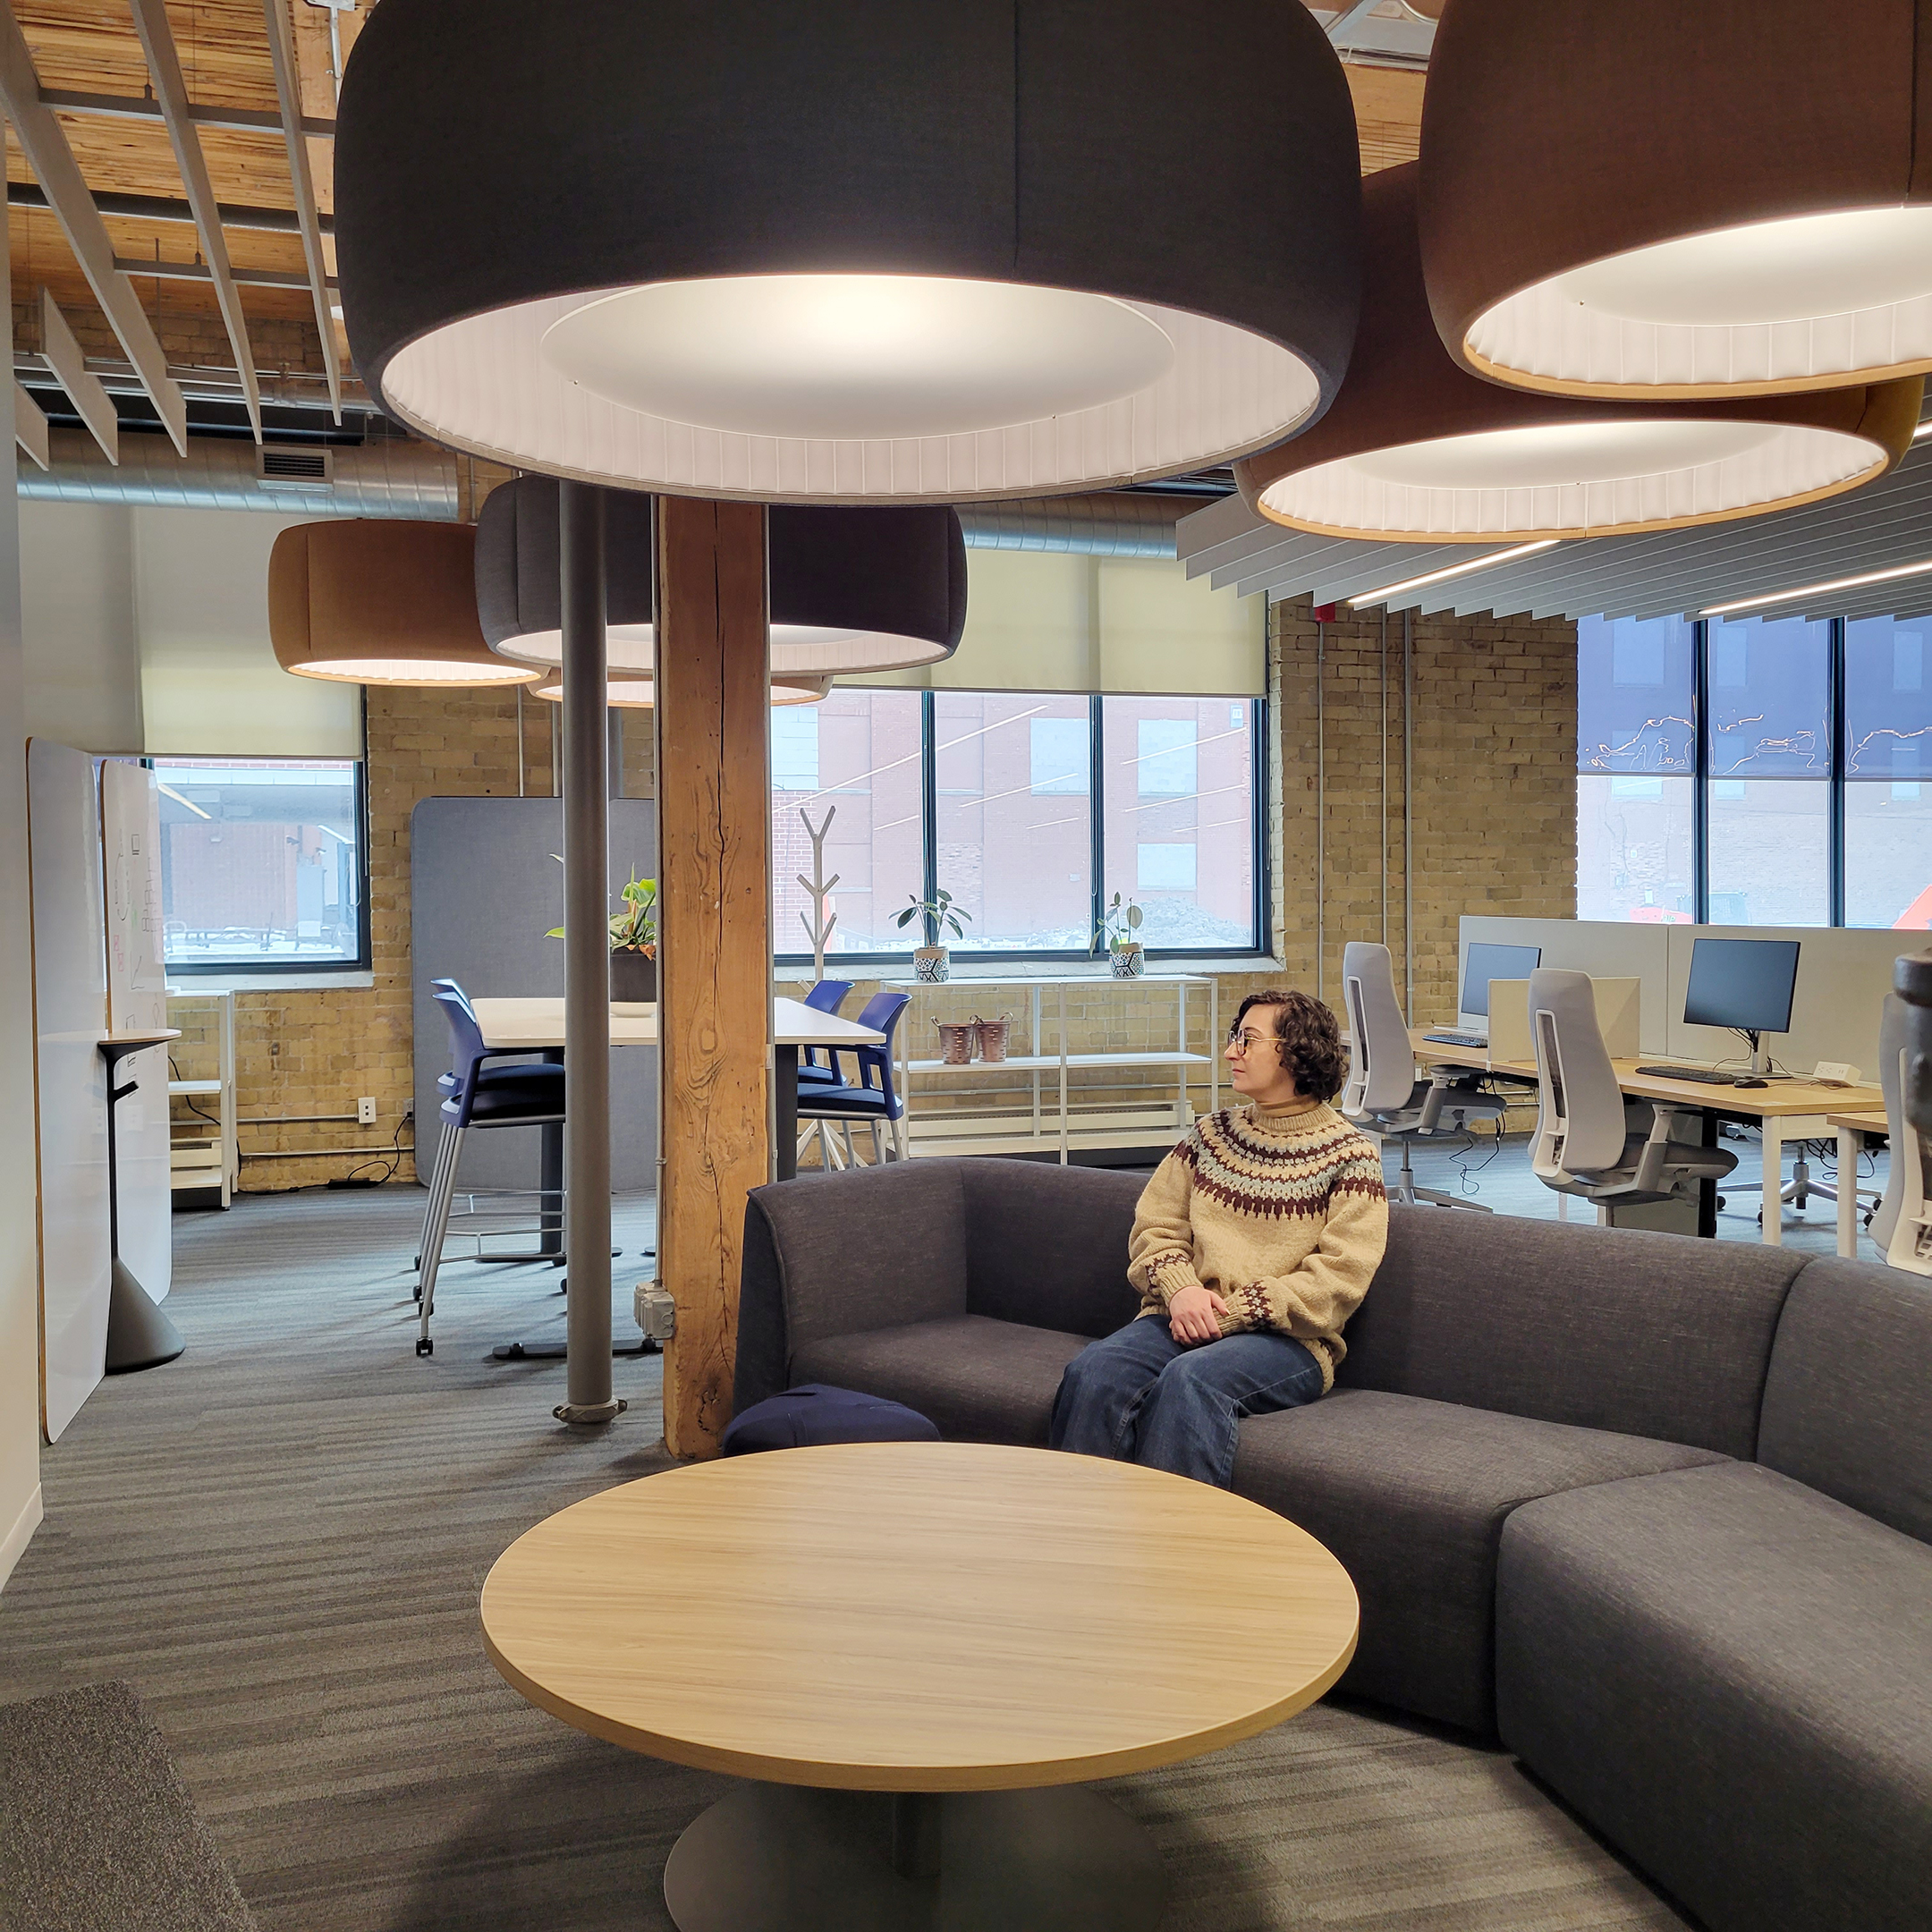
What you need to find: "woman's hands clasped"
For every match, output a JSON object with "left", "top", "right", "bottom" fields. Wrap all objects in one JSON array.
[{"left": 1166, "top": 1283, "right": 1228, "bottom": 1345}]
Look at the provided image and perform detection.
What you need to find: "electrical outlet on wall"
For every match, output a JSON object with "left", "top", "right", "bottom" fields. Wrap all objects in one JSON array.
[{"left": 357, "top": 1097, "right": 377, "bottom": 1126}]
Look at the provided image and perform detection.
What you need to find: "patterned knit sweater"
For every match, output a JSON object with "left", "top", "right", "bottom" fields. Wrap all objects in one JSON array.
[{"left": 1127, "top": 1100, "right": 1389, "bottom": 1390}]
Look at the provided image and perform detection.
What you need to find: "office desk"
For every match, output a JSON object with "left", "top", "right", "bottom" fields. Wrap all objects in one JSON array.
[
  {"left": 1407, "top": 1032, "right": 1884, "bottom": 1245},
  {"left": 470, "top": 996, "right": 885, "bottom": 1184},
  {"left": 1826, "top": 1109, "right": 1891, "bottom": 1259}
]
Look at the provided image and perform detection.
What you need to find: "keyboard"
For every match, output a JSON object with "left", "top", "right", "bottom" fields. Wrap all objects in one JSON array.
[
  {"left": 1635, "top": 1063, "right": 1751, "bottom": 1086},
  {"left": 1423, "top": 1031, "right": 1489, "bottom": 1049}
]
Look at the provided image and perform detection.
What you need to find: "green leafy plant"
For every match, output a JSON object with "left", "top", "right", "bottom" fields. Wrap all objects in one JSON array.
[
  {"left": 1091, "top": 891, "right": 1144, "bottom": 956},
  {"left": 547, "top": 863, "right": 657, "bottom": 957},
  {"left": 895, "top": 886, "right": 971, "bottom": 949}
]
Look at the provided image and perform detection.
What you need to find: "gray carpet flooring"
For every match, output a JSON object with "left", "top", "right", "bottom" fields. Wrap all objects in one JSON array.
[
  {"left": 0, "top": 1680, "right": 257, "bottom": 1932},
  {"left": 0, "top": 1182, "right": 1695, "bottom": 1930}
]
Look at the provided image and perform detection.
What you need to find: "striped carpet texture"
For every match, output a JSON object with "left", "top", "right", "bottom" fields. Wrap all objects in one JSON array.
[{"left": 0, "top": 1185, "right": 1694, "bottom": 1930}]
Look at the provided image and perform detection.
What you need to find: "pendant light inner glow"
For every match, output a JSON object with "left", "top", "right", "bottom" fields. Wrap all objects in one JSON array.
[
  {"left": 495, "top": 621, "right": 950, "bottom": 676},
  {"left": 541, "top": 275, "right": 1178, "bottom": 442},
  {"left": 1546, "top": 208, "right": 1932, "bottom": 330},
  {"left": 287, "top": 657, "right": 540, "bottom": 686},
  {"left": 1258, "top": 418, "right": 1884, "bottom": 540},
  {"left": 531, "top": 675, "right": 828, "bottom": 708}
]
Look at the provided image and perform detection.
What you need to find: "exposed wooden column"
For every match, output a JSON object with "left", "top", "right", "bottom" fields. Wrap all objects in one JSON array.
[{"left": 656, "top": 498, "right": 771, "bottom": 1460}]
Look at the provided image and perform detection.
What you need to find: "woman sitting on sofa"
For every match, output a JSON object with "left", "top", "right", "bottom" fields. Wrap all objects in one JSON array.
[{"left": 1049, "top": 988, "right": 1388, "bottom": 1488}]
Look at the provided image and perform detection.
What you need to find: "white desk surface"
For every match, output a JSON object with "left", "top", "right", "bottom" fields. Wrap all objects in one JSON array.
[{"left": 471, "top": 996, "right": 883, "bottom": 1053}]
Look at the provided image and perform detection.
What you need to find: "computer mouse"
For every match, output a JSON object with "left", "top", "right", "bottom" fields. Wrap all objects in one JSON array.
[{"left": 1733, "top": 1077, "right": 1768, "bottom": 1089}]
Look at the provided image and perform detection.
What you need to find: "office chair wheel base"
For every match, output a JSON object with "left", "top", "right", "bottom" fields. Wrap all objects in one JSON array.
[{"left": 416, "top": 1336, "right": 433, "bottom": 1357}]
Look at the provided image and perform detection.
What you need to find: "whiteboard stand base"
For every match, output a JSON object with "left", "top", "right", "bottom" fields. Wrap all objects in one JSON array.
[{"left": 105, "top": 1257, "right": 183, "bottom": 1374}]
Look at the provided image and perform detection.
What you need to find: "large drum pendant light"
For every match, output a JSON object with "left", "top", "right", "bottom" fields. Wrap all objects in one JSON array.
[
  {"left": 333, "top": 0, "right": 1363, "bottom": 503},
  {"left": 269, "top": 521, "right": 542, "bottom": 687},
  {"left": 1238, "top": 166, "right": 1921, "bottom": 544},
  {"left": 527, "top": 676, "right": 830, "bottom": 710},
  {"left": 475, "top": 479, "right": 967, "bottom": 682},
  {"left": 1421, "top": 0, "right": 1932, "bottom": 400}
]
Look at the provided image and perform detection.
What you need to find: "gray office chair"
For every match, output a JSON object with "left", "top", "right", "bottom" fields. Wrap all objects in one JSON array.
[
  {"left": 1874, "top": 993, "right": 1932, "bottom": 1273},
  {"left": 1341, "top": 941, "right": 1505, "bottom": 1211},
  {"left": 1529, "top": 967, "right": 1736, "bottom": 1214}
]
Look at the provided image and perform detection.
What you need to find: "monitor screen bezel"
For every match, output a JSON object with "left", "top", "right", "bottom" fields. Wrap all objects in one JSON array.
[{"left": 1460, "top": 941, "right": 1543, "bottom": 1020}]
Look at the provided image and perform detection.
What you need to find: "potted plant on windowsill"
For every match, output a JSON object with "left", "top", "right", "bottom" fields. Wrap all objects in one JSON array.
[
  {"left": 1093, "top": 892, "right": 1146, "bottom": 979},
  {"left": 896, "top": 886, "right": 970, "bottom": 983},
  {"left": 547, "top": 866, "right": 658, "bottom": 1007}
]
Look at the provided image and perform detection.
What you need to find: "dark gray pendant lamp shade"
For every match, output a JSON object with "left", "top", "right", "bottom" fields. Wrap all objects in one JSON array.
[
  {"left": 475, "top": 478, "right": 968, "bottom": 682},
  {"left": 334, "top": 0, "right": 1363, "bottom": 504}
]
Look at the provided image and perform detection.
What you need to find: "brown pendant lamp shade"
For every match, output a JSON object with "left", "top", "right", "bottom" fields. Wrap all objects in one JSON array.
[
  {"left": 333, "top": 0, "right": 1362, "bottom": 504},
  {"left": 475, "top": 478, "right": 968, "bottom": 680},
  {"left": 1420, "top": 0, "right": 1932, "bottom": 398},
  {"left": 269, "top": 520, "right": 540, "bottom": 686},
  {"left": 1238, "top": 165, "right": 1921, "bottom": 543}
]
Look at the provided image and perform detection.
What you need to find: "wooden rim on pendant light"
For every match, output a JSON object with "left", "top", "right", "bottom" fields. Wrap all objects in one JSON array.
[
  {"left": 332, "top": 0, "right": 1365, "bottom": 503},
  {"left": 528, "top": 676, "right": 831, "bottom": 708},
  {"left": 473, "top": 477, "right": 968, "bottom": 678},
  {"left": 268, "top": 520, "right": 542, "bottom": 686},
  {"left": 1238, "top": 165, "right": 1922, "bottom": 544},
  {"left": 1420, "top": 0, "right": 1932, "bottom": 399}
]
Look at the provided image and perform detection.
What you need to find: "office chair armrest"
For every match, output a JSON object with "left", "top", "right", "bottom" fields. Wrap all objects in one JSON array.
[
  {"left": 1416, "top": 1079, "right": 1448, "bottom": 1131},
  {"left": 1631, "top": 1105, "right": 1680, "bottom": 1193}
]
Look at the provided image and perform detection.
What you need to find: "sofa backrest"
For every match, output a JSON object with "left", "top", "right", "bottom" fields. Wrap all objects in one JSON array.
[
  {"left": 961, "top": 1158, "right": 1146, "bottom": 1338},
  {"left": 1338, "top": 1206, "right": 1807, "bottom": 1457},
  {"left": 1756, "top": 1258, "right": 1932, "bottom": 1545}
]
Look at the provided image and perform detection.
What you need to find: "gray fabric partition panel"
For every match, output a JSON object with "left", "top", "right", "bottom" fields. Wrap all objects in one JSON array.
[{"left": 409, "top": 795, "right": 657, "bottom": 1191}]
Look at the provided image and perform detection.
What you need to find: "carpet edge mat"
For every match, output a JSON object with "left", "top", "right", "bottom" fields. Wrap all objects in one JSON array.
[{"left": 0, "top": 1681, "right": 257, "bottom": 1932}]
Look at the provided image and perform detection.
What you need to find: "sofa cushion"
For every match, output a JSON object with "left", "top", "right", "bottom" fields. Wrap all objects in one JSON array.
[
  {"left": 1231, "top": 1389, "right": 1726, "bottom": 1733},
  {"left": 1337, "top": 1205, "right": 1806, "bottom": 1457},
  {"left": 1496, "top": 1462, "right": 1932, "bottom": 1932},
  {"left": 1757, "top": 1258, "right": 1932, "bottom": 1545},
  {"left": 789, "top": 1313, "right": 1089, "bottom": 1447},
  {"left": 961, "top": 1160, "right": 1146, "bottom": 1337}
]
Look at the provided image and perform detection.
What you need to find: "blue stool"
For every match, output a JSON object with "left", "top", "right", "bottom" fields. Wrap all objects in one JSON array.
[{"left": 722, "top": 1384, "right": 940, "bottom": 1453}]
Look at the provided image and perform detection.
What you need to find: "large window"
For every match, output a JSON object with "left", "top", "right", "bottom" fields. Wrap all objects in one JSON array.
[
  {"left": 773, "top": 691, "right": 1265, "bottom": 961},
  {"left": 1577, "top": 614, "right": 1932, "bottom": 931},
  {"left": 156, "top": 758, "right": 367, "bottom": 971}
]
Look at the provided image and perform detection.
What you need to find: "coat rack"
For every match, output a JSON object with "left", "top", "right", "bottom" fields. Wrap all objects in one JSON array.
[{"left": 796, "top": 806, "right": 838, "bottom": 980}]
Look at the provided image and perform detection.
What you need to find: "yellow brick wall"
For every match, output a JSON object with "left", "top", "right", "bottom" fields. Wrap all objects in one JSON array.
[{"left": 175, "top": 590, "right": 1573, "bottom": 1187}]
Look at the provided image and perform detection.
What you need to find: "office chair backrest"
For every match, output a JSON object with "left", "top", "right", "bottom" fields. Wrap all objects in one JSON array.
[
  {"left": 1872, "top": 992, "right": 1908, "bottom": 1250},
  {"left": 803, "top": 979, "right": 854, "bottom": 1014},
  {"left": 1529, "top": 968, "right": 1626, "bottom": 1176},
  {"left": 843, "top": 990, "right": 911, "bottom": 1114},
  {"left": 1340, "top": 942, "right": 1415, "bottom": 1115}
]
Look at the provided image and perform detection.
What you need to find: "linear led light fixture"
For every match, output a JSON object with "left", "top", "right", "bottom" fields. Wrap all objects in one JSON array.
[
  {"left": 1914, "top": 418, "right": 1932, "bottom": 439},
  {"left": 1347, "top": 538, "right": 1558, "bottom": 609},
  {"left": 1701, "top": 555, "right": 1932, "bottom": 617}
]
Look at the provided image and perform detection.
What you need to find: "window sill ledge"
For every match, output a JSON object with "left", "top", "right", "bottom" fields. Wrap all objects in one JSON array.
[{"left": 166, "top": 970, "right": 376, "bottom": 994}]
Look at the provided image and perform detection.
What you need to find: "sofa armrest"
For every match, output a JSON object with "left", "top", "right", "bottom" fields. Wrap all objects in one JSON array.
[{"left": 733, "top": 1163, "right": 973, "bottom": 1416}]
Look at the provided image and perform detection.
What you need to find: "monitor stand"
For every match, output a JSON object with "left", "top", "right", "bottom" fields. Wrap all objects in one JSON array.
[{"left": 1742, "top": 1032, "right": 1787, "bottom": 1078}]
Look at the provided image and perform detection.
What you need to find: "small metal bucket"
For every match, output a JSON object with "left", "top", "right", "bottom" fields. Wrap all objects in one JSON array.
[
  {"left": 973, "top": 1013, "right": 1012, "bottom": 1063},
  {"left": 934, "top": 1019, "right": 978, "bottom": 1065}
]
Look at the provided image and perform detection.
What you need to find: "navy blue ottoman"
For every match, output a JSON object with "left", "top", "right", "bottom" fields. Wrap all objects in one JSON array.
[{"left": 722, "top": 1383, "right": 940, "bottom": 1454}]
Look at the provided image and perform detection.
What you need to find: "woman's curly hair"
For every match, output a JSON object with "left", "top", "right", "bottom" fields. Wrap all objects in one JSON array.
[{"left": 1232, "top": 989, "right": 1346, "bottom": 1102}]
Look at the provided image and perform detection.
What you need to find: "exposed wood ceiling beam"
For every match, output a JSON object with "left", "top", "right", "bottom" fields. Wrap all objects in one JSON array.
[
  {"left": 261, "top": 0, "right": 339, "bottom": 420},
  {"left": 112, "top": 255, "right": 326, "bottom": 292},
  {"left": 38, "top": 86, "right": 335, "bottom": 140},
  {"left": 7, "top": 179, "right": 331, "bottom": 235},
  {"left": 38, "top": 288, "right": 118, "bottom": 462},
  {"left": 128, "top": 0, "right": 263, "bottom": 442},
  {"left": 0, "top": 3, "right": 187, "bottom": 452}
]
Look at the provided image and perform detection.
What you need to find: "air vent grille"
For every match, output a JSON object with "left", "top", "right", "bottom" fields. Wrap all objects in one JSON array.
[{"left": 257, "top": 445, "right": 334, "bottom": 487}]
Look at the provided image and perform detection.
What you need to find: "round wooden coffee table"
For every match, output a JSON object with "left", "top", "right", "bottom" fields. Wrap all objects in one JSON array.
[{"left": 481, "top": 1441, "right": 1359, "bottom": 1931}]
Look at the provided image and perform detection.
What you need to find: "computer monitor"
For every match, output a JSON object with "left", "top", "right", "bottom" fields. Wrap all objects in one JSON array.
[
  {"left": 1460, "top": 942, "right": 1542, "bottom": 1021},
  {"left": 1682, "top": 936, "right": 1801, "bottom": 1072}
]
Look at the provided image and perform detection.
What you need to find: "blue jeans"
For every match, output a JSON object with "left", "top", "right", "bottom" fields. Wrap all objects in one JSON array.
[{"left": 1048, "top": 1314, "right": 1325, "bottom": 1489}]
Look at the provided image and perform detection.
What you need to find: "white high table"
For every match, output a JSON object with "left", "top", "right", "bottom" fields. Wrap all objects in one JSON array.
[{"left": 470, "top": 996, "right": 884, "bottom": 1184}]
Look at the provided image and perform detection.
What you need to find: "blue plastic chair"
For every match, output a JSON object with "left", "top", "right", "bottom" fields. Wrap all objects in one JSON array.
[
  {"left": 797, "top": 978, "right": 855, "bottom": 1087},
  {"left": 415, "top": 981, "right": 566, "bottom": 1357},
  {"left": 797, "top": 990, "right": 911, "bottom": 1166}
]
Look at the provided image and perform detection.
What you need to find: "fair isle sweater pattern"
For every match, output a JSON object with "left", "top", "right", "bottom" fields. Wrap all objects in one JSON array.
[{"left": 1176, "top": 1108, "right": 1387, "bottom": 1222}]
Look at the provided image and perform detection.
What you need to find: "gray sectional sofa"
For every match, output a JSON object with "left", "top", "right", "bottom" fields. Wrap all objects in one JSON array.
[{"left": 736, "top": 1157, "right": 1932, "bottom": 1932}]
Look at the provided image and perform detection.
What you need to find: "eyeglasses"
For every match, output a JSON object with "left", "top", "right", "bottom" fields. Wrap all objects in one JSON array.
[{"left": 1225, "top": 1029, "right": 1275, "bottom": 1055}]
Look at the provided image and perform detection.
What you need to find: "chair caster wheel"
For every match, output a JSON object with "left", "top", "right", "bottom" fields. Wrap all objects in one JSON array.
[
  {"left": 416, "top": 1337, "right": 433, "bottom": 1357},
  {"left": 1716, "top": 1196, "right": 1727, "bottom": 1210}
]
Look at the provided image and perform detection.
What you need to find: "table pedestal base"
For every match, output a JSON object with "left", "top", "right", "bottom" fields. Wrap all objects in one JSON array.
[
  {"left": 105, "top": 1258, "right": 184, "bottom": 1374},
  {"left": 663, "top": 1783, "right": 1166, "bottom": 1932}
]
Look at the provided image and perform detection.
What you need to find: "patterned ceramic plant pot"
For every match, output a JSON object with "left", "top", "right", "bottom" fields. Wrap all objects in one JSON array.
[
  {"left": 914, "top": 945, "right": 951, "bottom": 984},
  {"left": 1111, "top": 943, "right": 1146, "bottom": 979}
]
